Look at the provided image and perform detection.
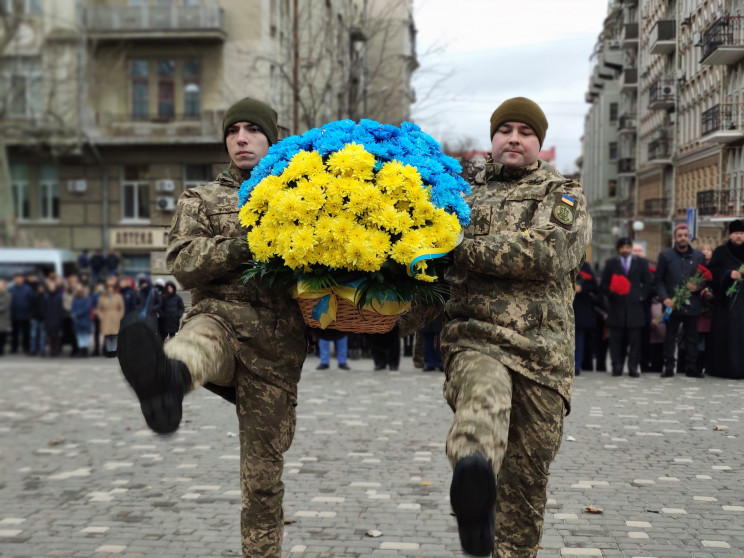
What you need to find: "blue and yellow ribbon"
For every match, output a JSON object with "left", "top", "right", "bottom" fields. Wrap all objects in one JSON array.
[
  {"left": 293, "top": 279, "right": 410, "bottom": 329},
  {"left": 407, "top": 232, "right": 463, "bottom": 278}
]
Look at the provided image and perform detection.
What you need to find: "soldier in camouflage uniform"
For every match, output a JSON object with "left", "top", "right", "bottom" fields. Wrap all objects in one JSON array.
[
  {"left": 117, "top": 97, "right": 307, "bottom": 558},
  {"left": 442, "top": 97, "right": 592, "bottom": 557}
]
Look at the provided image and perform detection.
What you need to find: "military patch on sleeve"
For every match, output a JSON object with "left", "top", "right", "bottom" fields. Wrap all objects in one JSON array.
[{"left": 550, "top": 192, "right": 576, "bottom": 229}]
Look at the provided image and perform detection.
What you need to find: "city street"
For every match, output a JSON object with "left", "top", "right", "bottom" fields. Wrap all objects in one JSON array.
[{"left": 1, "top": 353, "right": 743, "bottom": 557}]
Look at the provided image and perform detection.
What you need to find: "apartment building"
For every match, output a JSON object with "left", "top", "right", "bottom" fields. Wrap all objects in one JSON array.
[
  {"left": 0, "top": 0, "right": 416, "bottom": 277},
  {"left": 583, "top": 0, "right": 744, "bottom": 265}
]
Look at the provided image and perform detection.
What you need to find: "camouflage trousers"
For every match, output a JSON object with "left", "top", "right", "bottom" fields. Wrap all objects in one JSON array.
[
  {"left": 164, "top": 313, "right": 298, "bottom": 558},
  {"left": 443, "top": 349, "right": 565, "bottom": 558}
]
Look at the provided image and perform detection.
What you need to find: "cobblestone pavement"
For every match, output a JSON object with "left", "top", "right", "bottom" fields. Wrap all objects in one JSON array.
[{"left": 1, "top": 353, "right": 742, "bottom": 558}]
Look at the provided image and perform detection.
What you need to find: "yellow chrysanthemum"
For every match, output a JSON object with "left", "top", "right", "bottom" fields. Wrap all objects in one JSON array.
[
  {"left": 246, "top": 226, "right": 274, "bottom": 262},
  {"left": 326, "top": 143, "right": 376, "bottom": 181},
  {"left": 238, "top": 204, "right": 260, "bottom": 229},
  {"left": 390, "top": 229, "right": 428, "bottom": 266},
  {"left": 280, "top": 150, "right": 325, "bottom": 182}
]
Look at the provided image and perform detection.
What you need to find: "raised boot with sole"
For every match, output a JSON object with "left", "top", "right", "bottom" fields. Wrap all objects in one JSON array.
[
  {"left": 117, "top": 319, "right": 191, "bottom": 434},
  {"left": 450, "top": 453, "right": 497, "bottom": 557}
]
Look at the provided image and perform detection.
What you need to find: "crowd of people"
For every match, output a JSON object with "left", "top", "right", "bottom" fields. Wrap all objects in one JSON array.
[
  {"left": 0, "top": 271, "right": 184, "bottom": 358},
  {"left": 574, "top": 220, "right": 744, "bottom": 380}
]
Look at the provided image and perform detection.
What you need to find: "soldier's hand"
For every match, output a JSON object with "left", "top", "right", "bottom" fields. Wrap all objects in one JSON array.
[
  {"left": 686, "top": 281, "right": 699, "bottom": 292},
  {"left": 732, "top": 270, "right": 742, "bottom": 281}
]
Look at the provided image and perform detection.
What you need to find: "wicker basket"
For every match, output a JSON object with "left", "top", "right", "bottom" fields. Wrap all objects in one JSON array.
[{"left": 297, "top": 296, "right": 398, "bottom": 334}]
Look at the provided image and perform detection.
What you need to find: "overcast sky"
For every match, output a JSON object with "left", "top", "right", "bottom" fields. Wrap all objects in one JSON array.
[{"left": 410, "top": 0, "right": 609, "bottom": 174}]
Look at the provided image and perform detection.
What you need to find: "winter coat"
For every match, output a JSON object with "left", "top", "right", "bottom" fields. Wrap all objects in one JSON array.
[
  {"left": 41, "top": 289, "right": 65, "bottom": 334},
  {"left": 97, "top": 292, "right": 125, "bottom": 336},
  {"left": 120, "top": 286, "right": 138, "bottom": 314},
  {"left": 9, "top": 282, "right": 34, "bottom": 321},
  {"left": 135, "top": 284, "right": 162, "bottom": 320},
  {"left": 0, "top": 289, "right": 11, "bottom": 333},
  {"left": 159, "top": 287, "right": 185, "bottom": 334},
  {"left": 440, "top": 159, "right": 592, "bottom": 407},
  {"left": 654, "top": 245, "right": 707, "bottom": 316},
  {"left": 71, "top": 296, "right": 94, "bottom": 335},
  {"left": 600, "top": 255, "right": 653, "bottom": 328}
]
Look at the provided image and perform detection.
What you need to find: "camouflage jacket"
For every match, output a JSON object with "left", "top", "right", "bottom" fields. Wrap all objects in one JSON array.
[
  {"left": 166, "top": 164, "right": 306, "bottom": 392},
  {"left": 440, "top": 159, "right": 592, "bottom": 408}
]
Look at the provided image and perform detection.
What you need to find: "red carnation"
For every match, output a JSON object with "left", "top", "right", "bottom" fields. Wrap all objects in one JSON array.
[
  {"left": 609, "top": 273, "right": 631, "bottom": 296},
  {"left": 648, "top": 265, "right": 656, "bottom": 273},
  {"left": 579, "top": 271, "right": 592, "bottom": 281},
  {"left": 697, "top": 264, "right": 712, "bottom": 282}
]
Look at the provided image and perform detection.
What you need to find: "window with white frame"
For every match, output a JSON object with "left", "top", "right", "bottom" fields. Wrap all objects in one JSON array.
[
  {"left": 39, "top": 165, "right": 59, "bottom": 220},
  {"left": 122, "top": 165, "right": 151, "bottom": 221},
  {"left": 10, "top": 164, "right": 30, "bottom": 221},
  {"left": 183, "top": 59, "right": 201, "bottom": 118},
  {"left": 0, "top": 57, "right": 42, "bottom": 118}
]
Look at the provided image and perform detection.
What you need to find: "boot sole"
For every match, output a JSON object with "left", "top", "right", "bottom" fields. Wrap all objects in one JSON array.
[
  {"left": 450, "top": 454, "right": 496, "bottom": 557},
  {"left": 117, "top": 320, "right": 181, "bottom": 434}
]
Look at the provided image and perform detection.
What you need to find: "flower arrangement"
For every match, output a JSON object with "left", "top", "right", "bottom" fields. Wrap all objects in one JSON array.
[
  {"left": 237, "top": 119, "right": 471, "bottom": 331},
  {"left": 662, "top": 264, "right": 712, "bottom": 323},
  {"left": 725, "top": 263, "right": 744, "bottom": 299},
  {"left": 608, "top": 273, "right": 631, "bottom": 296}
]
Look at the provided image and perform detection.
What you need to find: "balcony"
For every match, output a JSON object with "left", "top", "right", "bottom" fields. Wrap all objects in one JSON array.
[
  {"left": 618, "top": 113, "right": 637, "bottom": 134},
  {"left": 618, "top": 157, "right": 635, "bottom": 176},
  {"left": 650, "top": 20, "right": 676, "bottom": 55},
  {"left": 648, "top": 135, "right": 672, "bottom": 165},
  {"left": 641, "top": 197, "right": 671, "bottom": 217},
  {"left": 621, "top": 22, "right": 639, "bottom": 48},
  {"left": 701, "top": 103, "right": 744, "bottom": 144},
  {"left": 93, "top": 110, "right": 223, "bottom": 143},
  {"left": 620, "top": 68, "right": 638, "bottom": 92},
  {"left": 697, "top": 187, "right": 744, "bottom": 216},
  {"left": 648, "top": 79, "right": 675, "bottom": 110},
  {"left": 700, "top": 15, "right": 744, "bottom": 65},
  {"left": 84, "top": 4, "right": 226, "bottom": 42}
]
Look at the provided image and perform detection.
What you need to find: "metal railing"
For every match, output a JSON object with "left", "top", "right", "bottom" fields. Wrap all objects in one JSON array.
[
  {"left": 615, "top": 200, "right": 635, "bottom": 218},
  {"left": 641, "top": 197, "right": 670, "bottom": 217},
  {"left": 618, "top": 113, "right": 637, "bottom": 132},
  {"left": 84, "top": 4, "right": 224, "bottom": 33},
  {"left": 701, "top": 103, "right": 740, "bottom": 135},
  {"left": 648, "top": 136, "right": 672, "bottom": 160},
  {"left": 697, "top": 187, "right": 744, "bottom": 216},
  {"left": 701, "top": 15, "right": 744, "bottom": 61},
  {"left": 649, "top": 79, "right": 675, "bottom": 105},
  {"left": 618, "top": 157, "right": 635, "bottom": 174}
]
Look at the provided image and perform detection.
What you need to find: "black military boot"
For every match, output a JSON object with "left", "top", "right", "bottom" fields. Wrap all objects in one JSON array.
[
  {"left": 450, "top": 453, "right": 497, "bottom": 557},
  {"left": 117, "top": 320, "right": 192, "bottom": 434}
]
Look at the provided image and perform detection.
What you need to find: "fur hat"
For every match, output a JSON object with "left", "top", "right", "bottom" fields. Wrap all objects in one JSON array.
[
  {"left": 729, "top": 219, "right": 744, "bottom": 234},
  {"left": 222, "top": 97, "right": 278, "bottom": 146},
  {"left": 489, "top": 97, "right": 548, "bottom": 146}
]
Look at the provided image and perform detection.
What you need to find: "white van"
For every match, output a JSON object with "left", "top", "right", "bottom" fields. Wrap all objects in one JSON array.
[{"left": 0, "top": 248, "right": 79, "bottom": 280}]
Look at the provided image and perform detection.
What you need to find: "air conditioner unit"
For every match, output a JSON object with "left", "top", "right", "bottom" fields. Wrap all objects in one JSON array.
[
  {"left": 67, "top": 179, "right": 87, "bottom": 193},
  {"left": 156, "top": 196, "right": 176, "bottom": 212},
  {"left": 662, "top": 85, "right": 674, "bottom": 95},
  {"left": 155, "top": 179, "right": 175, "bottom": 192}
]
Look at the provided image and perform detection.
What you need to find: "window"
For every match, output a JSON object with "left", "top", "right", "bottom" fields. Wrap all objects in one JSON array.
[
  {"left": 39, "top": 165, "right": 59, "bottom": 220},
  {"left": 183, "top": 59, "right": 201, "bottom": 118},
  {"left": 609, "top": 102, "right": 618, "bottom": 123},
  {"left": 122, "top": 165, "right": 151, "bottom": 221},
  {"left": 184, "top": 164, "right": 212, "bottom": 189},
  {"left": 0, "top": 57, "right": 42, "bottom": 118},
  {"left": 131, "top": 60, "right": 149, "bottom": 119},
  {"left": 157, "top": 60, "right": 175, "bottom": 119},
  {"left": 10, "top": 165, "right": 30, "bottom": 221},
  {"left": 1, "top": 0, "right": 41, "bottom": 13},
  {"left": 608, "top": 179, "right": 617, "bottom": 199},
  {"left": 609, "top": 142, "right": 618, "bottom": 160}
]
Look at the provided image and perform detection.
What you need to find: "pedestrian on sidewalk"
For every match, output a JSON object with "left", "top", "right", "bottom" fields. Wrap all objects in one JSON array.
[
  {"left": 0, "top": 279, "right": 10, "bottom": 356},
  {"left": 316, "top": 335, "right": 350, "bottom": 370}
]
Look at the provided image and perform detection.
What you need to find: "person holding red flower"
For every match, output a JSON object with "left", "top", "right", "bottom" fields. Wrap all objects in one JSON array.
[
  {"left": 654, "top": 224, "right": 708, "bottom": 378},
  {"left": 573, "top": 260, "right": 598, "bottom": 375},
  {"left": 600, "top": 237, "right": 653, "bottom": 377}
]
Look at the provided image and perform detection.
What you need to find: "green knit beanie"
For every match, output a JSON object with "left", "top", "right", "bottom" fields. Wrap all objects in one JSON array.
[
  {"left": 222, "top": 97, "right": 278, "bottom": 146},
  {"left": 489, "top": 97, "right": 548, "bottom": 146}
]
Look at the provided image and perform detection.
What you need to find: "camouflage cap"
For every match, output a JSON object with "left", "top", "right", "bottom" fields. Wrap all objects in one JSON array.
[
  {"left": 489, "top": 97, "right": 548, "bottom": 146},
  {"left": 222, "top": 97, "right": 279, "bottom": 146}
]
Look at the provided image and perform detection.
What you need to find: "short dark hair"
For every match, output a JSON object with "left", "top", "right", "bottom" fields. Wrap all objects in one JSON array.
[{"left": 616, "top": 237, "right": 632, "bottom": 250}]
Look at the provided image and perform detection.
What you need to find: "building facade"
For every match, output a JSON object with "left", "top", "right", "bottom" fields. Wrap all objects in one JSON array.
[
  {"left": 0, "top": 0, "right": 416, "bottom": 278},
  {"left": 583, "top": 0, "right": 744, "bottom": 265}
]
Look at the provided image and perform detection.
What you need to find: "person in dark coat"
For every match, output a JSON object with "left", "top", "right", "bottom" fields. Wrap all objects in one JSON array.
[
  {"left": 0, "top": 279, "right": 10, "bottom": 356},
  {"left": 134, "top": 276, "right": 162, "bottom": 326},
  {"left": 158, "top": 281, "right": 184, "bottom": 340},
  {"left": 8, "top": 273, "right": 33, "bottom": 354},
  {"left": 368, "top": 326, "right": 400, "bottom": 371},
  {"left": 654, "top": 224, "right": 707, "bottom": 378},
  {"left": 105, "top": 250, "right": 120, "bottom": 277},
  {"left": 707, "top": 219, "right": 744, "bottom": 379},
  {"left": 89, "top": 251, "right": 105, "bottom": 285},
  {"left": 41, "top": 277, "right": 65, "bottom": 357},
  {"left": 421, "top": 312, "right": 444, "bottom": 372},
  {"left": 573, "top": 261, "right": 598, "bottom": 375},
  {"left": 118, "top": 276, "right": 138, "bottom": 314},
  {"left": 29, "top": 280, "right": 47, "bottom": 356},
  {"left": 600, "top": 237, "right": 653, "bottom": 377}
]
